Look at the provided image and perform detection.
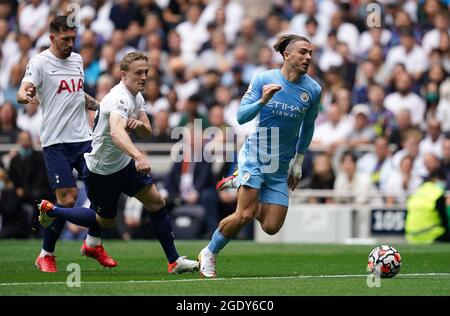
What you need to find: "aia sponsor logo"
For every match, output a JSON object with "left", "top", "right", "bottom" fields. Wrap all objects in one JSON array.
[{"left": 57, "top": 78, "right": 84, "bottom": 94}]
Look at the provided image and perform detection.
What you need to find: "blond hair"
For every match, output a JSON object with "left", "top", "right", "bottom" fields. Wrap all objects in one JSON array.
[{"left": 120, "top": 51, "right": 148, "bottom": 72}]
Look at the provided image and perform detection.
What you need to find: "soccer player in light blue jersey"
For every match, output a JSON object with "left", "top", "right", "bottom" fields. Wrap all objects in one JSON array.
[{"left": 199, "top": 34, "right": 322, "bottom": 277}]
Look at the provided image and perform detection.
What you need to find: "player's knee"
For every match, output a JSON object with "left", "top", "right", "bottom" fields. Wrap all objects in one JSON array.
[
  {"left": 145, "top": 196, "right": 165, "bottom": 212},
  {"left": 236, "top": 210, "right": 255, "bottom": 225},
  {"left": 96, "top": 216, "right": 116, "bottom": 229},
  {"left": 261, "top": 222, "right": 282, "bottom": 235},
  {"left": 56, "top": 189, "right": 77, "bottom": 208},
  {"left": 58, "top": 197, "right": 76, "bottom": 208}
]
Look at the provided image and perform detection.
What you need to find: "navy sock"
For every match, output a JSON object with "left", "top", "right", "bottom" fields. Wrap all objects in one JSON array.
[
  {"left": 150, "top": 207, "right": 179, "bottom": 263},
  {"left": 88, "top": 221, "right": 102, "bottom": 238},
  {"left": 50, "top": 206, "right": 97, "bottom": 228},
  {"left": 42, "top": 217, "right": 66, "bottom": 252}
]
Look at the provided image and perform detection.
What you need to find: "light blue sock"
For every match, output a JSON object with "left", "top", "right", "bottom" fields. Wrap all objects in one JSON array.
[{"left": 207, "top": 229, "right": 230, "bottom": 255}]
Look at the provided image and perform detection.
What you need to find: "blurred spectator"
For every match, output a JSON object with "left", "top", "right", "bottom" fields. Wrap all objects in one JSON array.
[
  {"left": 392, "top": 128, "right": 426, "bottom": 179},
  {"left": 0, "top": 102, "right": 21, "bottom": 144},
  {"left": 80, "top": 44, "right": 101, "bottom": 97},
  {"left": 198, "top": 0, "right": 244, "bottom": 44},
  {"left": 289, "top": 0, "right": 328, "bottom": 45},
  {"left": 422, "top": 11, "right": 449, "bottom": 54},
  {"left": 366, "top": 84, "right": 395, "bottom": 138},
  {"left": 178, "top": 93, "right": 209, "bottom": 128},
  {"left": 423, "top": 152, "right": 442, "bottom": 178},
  {"left": 176, "top": 4, "right": 208, "bottom": 64},
  {"left": 198, "top": 69, "right": 221, "bottom": 109},
  {"left": 346, "top": 104, "right": 377, "bottom": 150},
  {"left": 110, "top": 30, "right": 135, "bottom": 63},
  {"left": 437, "top": 78, "right": 450, "bottom": 132},
  {"left": 109, "top": 0, "right": 135, "bottom": 30},
  {"left": 422, "top": 63, "right": 447, "bottom": 119},
  {"left": 143, "top": 80, "right": 169, "bottom": 119},
  {"left": 149, "top": 110, "right": 175, "bottom": 143},
  {"left": 312, "top": 103, "right": 352, "bottom": 155},
  {"left": 357, "top": 27, "right": 392, "bottom": 57},
  {"left": 98, "top": 44, "right": 116, "bottom": 75},
  {"left": 329, "top": 11, "right": 359, "bottom": 55},
  {"left": 442, "top": 137, "right": 450, "bottom": 190},
  {"left": 169, "top": 57, "right": 200, "bottom": 101},
  {"left": 385, "top": 27, "right": 428, "bottom": 81},
  {"left": 357, "top": 136, "right": 393, "bottom": 190},
  {"left": 405, "top": 168, "right": 450, "bottom": 244},
  {"left": 16, "top": 96, "right": 41, "bottom": 145},
  {"left": 0, "top": 168, "right": 28, "bottom": 238},
  {"left": 7, "top": 131, "right": 53, "bottom": 205},
  {"left": 162, "top": 124, "right": 218, "bottom": 237},
  {"left": 235, "top": 17, "right": 266, "bottom": 65},
  {"left": 334, "top": 151, "right": 376, "bottom": 204},
  {"left": 336, "top": 42, "right": 357, "bottom": 88},
  {"left": 417, "top": 0, "right": 446, "bottom": 33},
  {"left": 194, "top": 30, "right": 231, "bottom": 75},
  {"left": 318, "top": 30, "right": 342, "bottom": 72},
  {"left": 388, "top": 108, "right": 414, "bottom": 151},
  {"left": 384, "top": 154, "right": 423, "bottom": 206},
  {"left": 18, "top": 0, "right": 49, "bottom": 42},
  {"left": 384, "top": 71, "right": 426, "bottom": 126},
  {"left": 303, "top": 153, "right": 335, "bottom": 204},
  {"left": 419, "top": 118, "right": 444, "bottom": 158}
]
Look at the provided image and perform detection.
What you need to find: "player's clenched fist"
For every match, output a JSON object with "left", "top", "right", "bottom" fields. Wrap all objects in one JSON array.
[
  {"left": 126, "top": 118, "right": 144, "bottom": 131},
  {"left": 260, "top": 84, "right": 282, "bottom": 104},
  {"left": 135, "top": 154, "right": 151, "bottom": 175}
]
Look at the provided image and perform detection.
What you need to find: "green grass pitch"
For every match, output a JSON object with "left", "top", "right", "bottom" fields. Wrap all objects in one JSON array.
[{"left": 1, "top": 240, "right": 450, "bottom": 296}]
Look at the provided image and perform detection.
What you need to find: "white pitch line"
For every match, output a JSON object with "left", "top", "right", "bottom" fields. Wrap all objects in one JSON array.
[{"left": 1, "top": 273, "right": 450, "bottom": 287}]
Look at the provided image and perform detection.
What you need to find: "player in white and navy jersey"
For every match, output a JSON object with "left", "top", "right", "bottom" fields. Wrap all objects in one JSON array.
[
  {"left": 37, "top": 52, "right": 199, "bottom": 274},
  {"left": 17, "top": 16, "right": 101, "bottom": 273}
]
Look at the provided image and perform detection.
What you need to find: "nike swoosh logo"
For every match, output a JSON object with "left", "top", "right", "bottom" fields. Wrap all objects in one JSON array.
[{"left": 51, "top": 70, "right": 57, "bottom": 73}]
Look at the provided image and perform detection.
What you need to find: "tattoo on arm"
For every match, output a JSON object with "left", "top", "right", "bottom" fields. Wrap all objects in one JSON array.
[{"left": 85, "top": 93, "right": 100, "bottom": 111}]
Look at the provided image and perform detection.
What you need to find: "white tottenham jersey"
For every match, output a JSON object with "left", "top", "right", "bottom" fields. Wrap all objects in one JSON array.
[
  {"left": 85, "top": 81, "right": 146, "bottom": 175},
  {"left": 22, "top": 50, "right": 92, "bottom": 147}
]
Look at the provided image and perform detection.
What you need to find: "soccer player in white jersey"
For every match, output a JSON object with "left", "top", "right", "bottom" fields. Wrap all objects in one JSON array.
[
  {"left": 37, "top": 52, "right": 199, "bottom": 274},
  {"left": 17, "top": 16, "right": 102, "bottom": 273}
]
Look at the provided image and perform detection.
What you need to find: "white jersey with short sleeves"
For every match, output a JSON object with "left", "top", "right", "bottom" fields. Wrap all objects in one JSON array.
[
  {"left": 85, "top": 81, "right": 146, "bottom": 175},
  {"left": 22, "top": 50, "right": 92, "bottom": 147}
]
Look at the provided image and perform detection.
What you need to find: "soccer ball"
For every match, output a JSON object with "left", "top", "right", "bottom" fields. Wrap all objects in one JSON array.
[{"left": 367, "top": 245, "right": 402, "bottom": 278}]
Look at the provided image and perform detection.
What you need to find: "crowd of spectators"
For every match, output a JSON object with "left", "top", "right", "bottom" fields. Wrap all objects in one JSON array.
[{"left": 0, "top": 0, "right": 449, "bottom": 239}]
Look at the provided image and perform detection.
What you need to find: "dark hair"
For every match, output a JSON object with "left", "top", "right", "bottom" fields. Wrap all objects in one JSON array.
[
  {"left": 341, "top": 150, "right": 357, "bottom": 163},
  {"left": 50, "top": 16, "right": 76, "bottom": 34},
  {"left": 427, "top": 168, "right": 446, "bottom": 181},
  {"left": 273, "top": 34, "right": 311, "bottom": 57}
]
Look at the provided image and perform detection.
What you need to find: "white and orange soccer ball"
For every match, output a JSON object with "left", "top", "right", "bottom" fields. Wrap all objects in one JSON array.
[{"left": 367, "top": 245, "right": 402, "bottom": 278}]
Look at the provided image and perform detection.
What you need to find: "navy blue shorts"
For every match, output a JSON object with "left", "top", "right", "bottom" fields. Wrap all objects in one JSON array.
[
  {"left": 42, "top": 141, "right": 92, "bottom": 190},
  {"left": 85, "top": 160, "right": 154, "bottom": 219}
]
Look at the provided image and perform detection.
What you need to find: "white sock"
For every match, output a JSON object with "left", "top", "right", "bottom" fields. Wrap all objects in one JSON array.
[
  {"left": 231, "top": 177, "right": 240, "bottom": 188},
  {"left": 39, "top": 249, "right": 54, "bottom": 257},
  {"left": 86, "top": 234, "right": 101, "bottom": 248}
]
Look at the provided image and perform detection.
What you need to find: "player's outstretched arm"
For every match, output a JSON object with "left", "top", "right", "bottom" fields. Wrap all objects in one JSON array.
[
  {"left": 85, "top": 93, "right": 100, "bottom": 111},
  {"left": 17, "top": 82, "right": 36, "bottom": 104},
  {"left": 237, "top": 83, "right": 281, "bottom": 124},
  {"left": 110, "top": 112, "right": 151, "bottom": 174}
]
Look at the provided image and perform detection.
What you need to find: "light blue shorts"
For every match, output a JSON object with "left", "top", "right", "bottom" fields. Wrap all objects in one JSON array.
[{"left": 237, "top": 145, "right": 290, "bottom": 207}]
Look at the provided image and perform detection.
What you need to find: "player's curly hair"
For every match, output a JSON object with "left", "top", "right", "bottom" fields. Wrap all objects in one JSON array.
[
  {"left": 273, "top": 34, "right": 311, "bottom": 58},
  {"left": 120, "top": 51, "right": 148, "bottom": 72}
]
